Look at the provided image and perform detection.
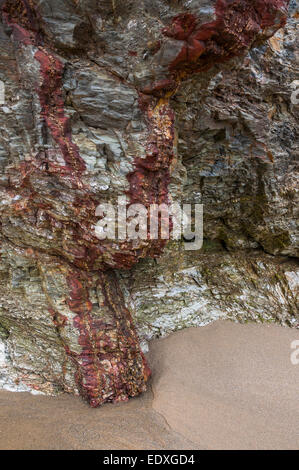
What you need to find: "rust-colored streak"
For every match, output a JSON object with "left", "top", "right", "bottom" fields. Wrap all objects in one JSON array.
[
  {"left": 65, "top": 270, "right": 150, "bottom": 407},
  {"left": 35, "top": 49, "right": 86, "bottom": 173},
  {"left": 3, "top": 0, "right": 86, "bottom": 174},
  {"left": 149, "top": 0, "right": 290, "bottom": 89}
]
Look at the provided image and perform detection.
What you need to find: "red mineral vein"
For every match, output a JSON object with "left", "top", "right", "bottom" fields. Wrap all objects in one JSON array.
[
  {"left": 3, "top": 0, "right": 86, "bottom": 174},
  {"left": 147, "top": 0, "right": 290, "bottom": 91},
  {"left": 2, "top": 0, "right": 151, "bottom": 406},
  {"left": 35, "top": 49, "right": 86, "bottom": 173},
  {"left": 65, "top": 270, "right": 149, "bottom": 407}
]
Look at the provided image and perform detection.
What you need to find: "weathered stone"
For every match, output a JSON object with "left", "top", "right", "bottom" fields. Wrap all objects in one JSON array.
[{"left": 0, "top": 0, "right": 297, "bottom": 405}]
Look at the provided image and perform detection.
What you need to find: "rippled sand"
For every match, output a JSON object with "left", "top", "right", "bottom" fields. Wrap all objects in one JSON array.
[{"left": 1, "top": 321, "right": 298, "bottom": 450}]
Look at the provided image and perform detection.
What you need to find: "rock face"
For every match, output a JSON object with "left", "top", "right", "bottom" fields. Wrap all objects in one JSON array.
[{"left": 0, "top": 0, "right": 298, "bottom": 404}]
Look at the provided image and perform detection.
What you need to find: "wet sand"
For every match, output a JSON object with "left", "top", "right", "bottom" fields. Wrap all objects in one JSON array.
[
  {"left": 0, "top": 384, "right": 195, "bottom": 450},
  {"left": 1, "top": 321, "right": 299, "bottom": 450}
]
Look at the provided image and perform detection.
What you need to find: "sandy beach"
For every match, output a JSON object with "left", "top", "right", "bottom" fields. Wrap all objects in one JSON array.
[{"left": 0, "top": 321, "right": 298, "bottom": 450}]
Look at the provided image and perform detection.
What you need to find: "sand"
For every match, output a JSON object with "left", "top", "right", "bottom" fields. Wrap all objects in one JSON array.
[
  {"left": 150, "top": 321, "right": 299, "bottom": 450},
  {"left": 0, "top": 321, "right": 298, "bottom": 450}
]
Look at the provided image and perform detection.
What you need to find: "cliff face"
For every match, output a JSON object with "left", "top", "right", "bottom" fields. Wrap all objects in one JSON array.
[{"left": 0, "top": 0, "right": 298, "bottom": 404}]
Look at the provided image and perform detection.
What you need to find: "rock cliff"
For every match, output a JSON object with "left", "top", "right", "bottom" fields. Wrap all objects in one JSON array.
[{"left": 0, "top": 0, "right": 298, "bottom": 405}]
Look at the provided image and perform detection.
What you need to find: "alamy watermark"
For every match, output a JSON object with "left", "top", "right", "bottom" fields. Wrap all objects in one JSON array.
[
  {"left": 290, "top": 81, "right": 299, "bottom": 105},
  {"left": 94, "top": 198, "right": 203, "bottom": 251},
  {"left": 290, "top": 340, "right": 299, "bottom": 366},
  {"left": 0, "top": 80, "right": 5, "bottom": 105}
]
